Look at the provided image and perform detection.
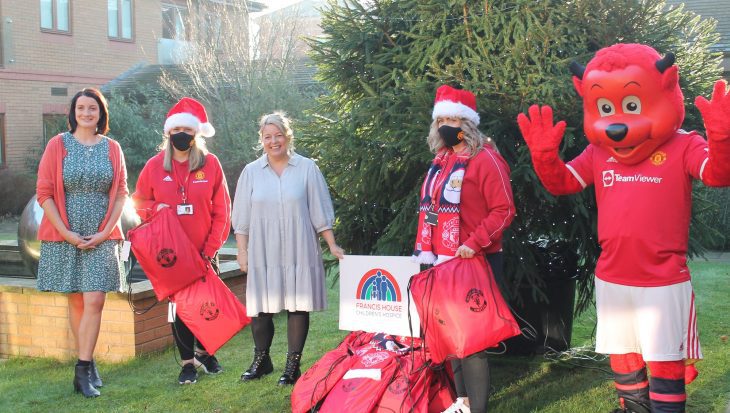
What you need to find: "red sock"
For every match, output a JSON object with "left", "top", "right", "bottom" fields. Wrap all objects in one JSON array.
[
  {"left": 684, "top": 363, "right": 698, "bottom": 384},
  {"left": 610, "top": 353, "right": 649, "bottom": 408},
  {"left": 647, "top": 360, "right": 686, "bottom": 413}
]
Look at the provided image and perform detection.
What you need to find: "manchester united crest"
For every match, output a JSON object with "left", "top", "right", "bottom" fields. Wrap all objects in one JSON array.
[
  {"left": 200, "top": 301, "right": 220, "bottom": 321},
  {"left": 441, "top": 216, "right": 460, "bottom": 250},
  {"left": 650, "top": 151, "right": 667, "bottom": 166},
  {"left": 156, "top": 248, "right": 177, "bottom": 268}
]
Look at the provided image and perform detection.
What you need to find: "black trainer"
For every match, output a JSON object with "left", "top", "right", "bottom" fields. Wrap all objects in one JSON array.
[
  {"left": 195, "top": 354, "right": 223, "bottom": 374},
  {"left": 178, "top": 363, "right": 198, "bottom": 385}
]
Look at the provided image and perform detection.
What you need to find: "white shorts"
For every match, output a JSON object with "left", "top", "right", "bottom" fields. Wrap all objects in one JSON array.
[{"left": 595, "top": 277, "right": 702, "bottom": 361}]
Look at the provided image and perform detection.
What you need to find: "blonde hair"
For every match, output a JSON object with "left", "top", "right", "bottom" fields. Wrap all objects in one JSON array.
[
  {"left": 427, "top": 118, "right": 497, "bottom": 157},
  {"left": 256, "top": 111, "right": 295, "bottom": 155},
  {"left": 159, "top": 134, "right": 209, "bottom": 172}
]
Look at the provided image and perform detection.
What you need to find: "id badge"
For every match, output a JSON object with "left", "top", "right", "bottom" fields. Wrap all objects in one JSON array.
[
  {"left": 167, "top": 301, "right": 176, "bottom": 323},
  {"left": 177, "top": 204, "right": 194, "bottom": 215},
  {"left": 425, "top": 211, "right": 438, "bottom": 226}
]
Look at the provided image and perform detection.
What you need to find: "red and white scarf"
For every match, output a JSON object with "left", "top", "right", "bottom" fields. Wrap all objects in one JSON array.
[{"left": 413, "top": 149, "right": 470, "bottom": 265}]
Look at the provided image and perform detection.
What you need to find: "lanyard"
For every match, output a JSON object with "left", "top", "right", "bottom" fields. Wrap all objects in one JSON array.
[{"left": 171, "top": 162, "right": 191, "bottom": 204}]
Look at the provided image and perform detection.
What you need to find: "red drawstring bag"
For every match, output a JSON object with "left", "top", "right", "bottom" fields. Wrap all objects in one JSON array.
[
  {"left": 171, "top": 268, "right": 251, "bottom": 355},
  {"left": 319, "top": 346, "right": 399, "bottom": 413},
  {"left": 291, "top": 340, "right": 356, "bottom": 413},
  {"left": 372, "top": 351, "right": 431, "bottom": 413},
  {"left": 291, "top": 331, "right": 384, "bottom": 413},
  {"left": 427, "top": 367, "right": 457, "bottom": 413},
  {"left": 408, "top": 257, "right": 521, "bottom": 364},
  {"left": 127, "top": 208, "right": 207, "bottom": 300}
]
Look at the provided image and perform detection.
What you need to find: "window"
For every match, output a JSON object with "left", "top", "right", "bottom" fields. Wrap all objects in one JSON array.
[
  {"left": 108, "top": 0, "right": 133, "bottom": 40},
  {"left": 40, "top": 0, "right": 70, "bottom": 33},
  {"left": 162, "top": 4, "right": 189, "bottom": 40},
  {"left": 0, "top": 114, "right": 5, "bottom": 168},
  {"left": 203, "top": 12, "right": 222, "bottom": 46},
  {"left": 43, "top": 114, "right": 66, "bottom": 145}
]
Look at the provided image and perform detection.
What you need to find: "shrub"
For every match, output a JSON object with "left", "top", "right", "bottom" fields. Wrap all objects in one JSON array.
[{"left": 0, "top": 169, "right": 37, "bottom": 215}]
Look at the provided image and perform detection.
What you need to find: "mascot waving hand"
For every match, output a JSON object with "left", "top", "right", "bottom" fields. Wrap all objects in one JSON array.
[{"left": 517, "top": 43, "right": 730, "bottom": 413}]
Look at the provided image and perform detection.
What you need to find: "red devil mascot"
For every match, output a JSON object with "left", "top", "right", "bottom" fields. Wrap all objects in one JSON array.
[{"left": 517, "top": 43, "right": 730, "bottom": 413}]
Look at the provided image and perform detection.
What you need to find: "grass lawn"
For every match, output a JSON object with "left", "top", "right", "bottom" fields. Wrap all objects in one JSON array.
[{"left": 0, "top": 261, "right": 728, "bottom": 412}]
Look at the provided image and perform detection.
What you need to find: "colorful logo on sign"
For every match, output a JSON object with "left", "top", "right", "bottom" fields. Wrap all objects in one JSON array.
[{"left": 356, "top": 268, "right": 402, "bottom": 302}]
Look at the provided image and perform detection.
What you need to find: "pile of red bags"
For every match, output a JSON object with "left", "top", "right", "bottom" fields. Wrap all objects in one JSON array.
[
  {"left": 291, "top": 332, "right": 455, "bottom": 413},
  {"left": 127, "top": 208, "right": 250, "bottom": 355},
  {"left": 292, "top": 257, "right": 522, "bottom": 412}
]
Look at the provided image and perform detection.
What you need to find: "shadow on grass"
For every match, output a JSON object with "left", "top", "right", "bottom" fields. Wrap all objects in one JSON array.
[{"left": 487, "top": 355, "right": 613, "bottom": 412}]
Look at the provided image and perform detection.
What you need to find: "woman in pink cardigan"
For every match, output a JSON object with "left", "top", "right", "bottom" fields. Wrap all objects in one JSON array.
[{"left": 36, "top": 88, "right": 128, "bottom": 398}]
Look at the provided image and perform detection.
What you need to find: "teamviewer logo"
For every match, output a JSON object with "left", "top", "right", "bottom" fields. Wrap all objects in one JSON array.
[{"left": 602, "top": 170, "right": 615, "bottom": 187}]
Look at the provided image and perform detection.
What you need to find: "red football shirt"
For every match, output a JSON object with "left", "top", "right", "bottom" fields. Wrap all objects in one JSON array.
[
  {"left": 567, "top": 130, "right": 709, "bottom": 287},
  {"left": 133, "top": 151, "right": 231, "bottom": 258}
]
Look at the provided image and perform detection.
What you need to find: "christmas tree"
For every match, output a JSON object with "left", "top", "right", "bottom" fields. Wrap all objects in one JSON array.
[{"left": 302, "top": 0, "right": 722, "bottom": 313}]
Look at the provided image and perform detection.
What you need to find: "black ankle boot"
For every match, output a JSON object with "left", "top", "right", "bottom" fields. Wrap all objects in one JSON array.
[
  {"left": 611, "top": 399, "right": 651, "bottom": 413},
  {"left": 240, "top": 349, "right": 273, "bottom": 381},
  {"left": 89, "top": 359, "right": 103, "bottom": 388},
  {"left": 277, "top": 352, "right": 302, "bottom": 386},
  {"left": 73, "top": 365, "right": 100, "bottom": 398}
]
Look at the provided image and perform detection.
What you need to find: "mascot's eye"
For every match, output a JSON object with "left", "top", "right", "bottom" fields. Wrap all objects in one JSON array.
[
  {"left": 596, "top": 98, "right": 615, "bottom": 117},
  {"left": 622, "top": 96, "right": 642, "bottom": 114}
]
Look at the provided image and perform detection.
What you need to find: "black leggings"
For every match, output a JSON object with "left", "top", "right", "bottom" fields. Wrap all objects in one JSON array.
[
  {"left": 450, "top": 252, "right": 503, "bottom": 413},
  {"left": 250, "top": 311, "right": 310, "bottom": 353},
  {"left": 172, "top": 317, "right": 197, "bottom": 360},
  {"left": 172, "top": 255, "right": 219, "bottom": 360}
]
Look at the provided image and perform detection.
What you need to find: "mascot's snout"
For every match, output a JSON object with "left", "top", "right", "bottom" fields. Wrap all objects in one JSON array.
[{"left": 605, "top": 124, "right": 628, "bottom": 141}]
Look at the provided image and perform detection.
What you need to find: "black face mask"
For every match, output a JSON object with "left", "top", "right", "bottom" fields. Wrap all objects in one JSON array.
[
  {"left": 170, "top": 131, "right": 194, "bottom": 151},
  {"left": 438, "top": 125, "right": 465, "bottom": 148}
]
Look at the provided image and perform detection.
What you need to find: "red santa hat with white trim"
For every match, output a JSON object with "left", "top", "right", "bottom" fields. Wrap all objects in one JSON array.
[
  {"left": 164, "top": 97, "right": 215, "bottom": 138},
  {"left": 432, "top": 85, "right": 480, "bottom": 125}
]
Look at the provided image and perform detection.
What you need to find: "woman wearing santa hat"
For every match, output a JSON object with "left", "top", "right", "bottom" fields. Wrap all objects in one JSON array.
[
  {"left": 412, "top": 85, "right": 515, "bottom": 413},
  {"left": 232, "top": 111, "right": 344, "bottom": 386},
  {"left": 132, "top": 97, "right": 231, "bottom": 385}
]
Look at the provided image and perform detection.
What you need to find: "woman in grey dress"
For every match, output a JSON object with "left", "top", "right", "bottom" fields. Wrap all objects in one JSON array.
[
  {"left": 232, "top": 112, "right": 344, "bottom": 386},
  {"left": 36, "top": 88, "right": 128, "bottom": 398}
]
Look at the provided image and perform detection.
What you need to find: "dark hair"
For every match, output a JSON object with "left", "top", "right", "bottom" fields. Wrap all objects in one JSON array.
[{"left": 68, "top": 88, "right": 109, "bottom": 135}]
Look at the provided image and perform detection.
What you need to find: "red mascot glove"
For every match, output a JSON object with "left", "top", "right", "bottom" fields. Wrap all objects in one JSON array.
[
  {"left": 695, "top": 80, "right": 730, "bottom": 186},
  {"left": 517, "top": 105, "right": 583, "bottom": 195}
]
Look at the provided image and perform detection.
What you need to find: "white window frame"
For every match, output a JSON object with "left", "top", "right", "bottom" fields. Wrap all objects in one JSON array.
[
  {"left": 0, "top": 114, "right": 5, "bottom": 168},
  {"left": 161, "top": 3, "right": 189, "bottom": 41},
  {"left": 108, "top": 0, "right": 134, "bottom": 41},
  {"left": 40, "top": 0, "right": 71, "bottom": 34}
]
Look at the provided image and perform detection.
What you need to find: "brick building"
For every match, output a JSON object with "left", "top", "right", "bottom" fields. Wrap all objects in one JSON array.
[{"left": 0, "top": 0, "right": 263, "bottom": 173}]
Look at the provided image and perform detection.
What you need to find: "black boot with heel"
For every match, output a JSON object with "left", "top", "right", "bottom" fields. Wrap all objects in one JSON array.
[
  {"left": 277, "top": 352, "right": 302, "bottom": 386},
  {"left": 240, "top": 349, "right": 274, "bottom": 381},
  {"left": 73, "top": 364, "right": 100, "bottom": 398},
  {"left": 89, "top": 359, "right": 103, "bottom": 388}
]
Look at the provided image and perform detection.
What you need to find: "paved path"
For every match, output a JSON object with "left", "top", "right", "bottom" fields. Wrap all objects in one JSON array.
[{"left": 692, "top": 251, "right": 730, "bottom": 264}]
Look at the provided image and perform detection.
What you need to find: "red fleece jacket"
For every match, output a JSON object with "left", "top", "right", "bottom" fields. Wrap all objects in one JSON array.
[
  {"left": 36, "top": 134, "right": 129, "bottom": 241},
  {"left": 132, "top": 151, "right": 231, "bottom": 258},
  {"left": 459, "top": 146, "right": 515, "bottom": 254}
]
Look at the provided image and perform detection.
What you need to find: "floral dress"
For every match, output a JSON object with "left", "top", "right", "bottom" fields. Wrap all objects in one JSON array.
[{"left": 37, "top": 133, "right": 126, "bottom": 292}]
